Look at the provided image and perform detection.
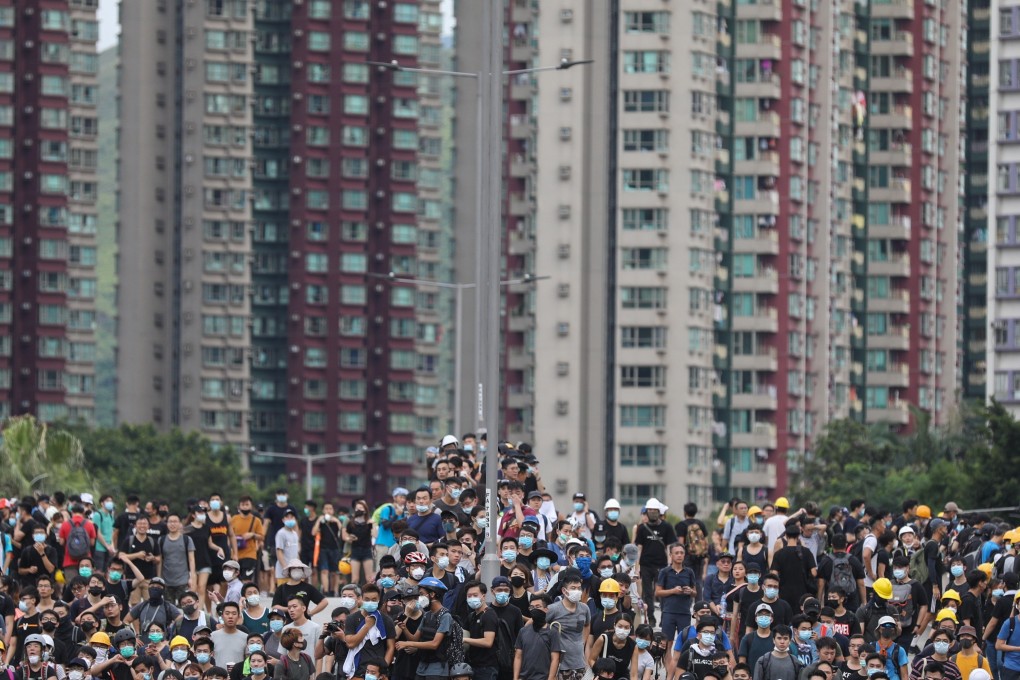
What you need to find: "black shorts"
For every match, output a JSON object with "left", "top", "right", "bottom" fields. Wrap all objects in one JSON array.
[{"left": 239, "top": 558, "right": 257, "bottom": 581}]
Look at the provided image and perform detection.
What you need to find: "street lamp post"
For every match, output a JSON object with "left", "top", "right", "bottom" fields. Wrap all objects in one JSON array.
[{"left": 248, "top": 446, "right": 384, "bottom": 500}]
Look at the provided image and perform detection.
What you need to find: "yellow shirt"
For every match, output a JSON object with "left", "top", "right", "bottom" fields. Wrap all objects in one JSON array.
[{"left": 953, "top": 651, "right": 992, "bottom": 680}]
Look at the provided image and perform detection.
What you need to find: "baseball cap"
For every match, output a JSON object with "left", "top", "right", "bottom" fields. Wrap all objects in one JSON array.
[
  {"left": 573, "top": 492, "right": 586, "bottom": 500},
  {"left": 755, "top": 602, "right": 774, "bottom": 614},
  {"left": 491, "top": 576, "right": 512, "bottom": 588},
  {"left": 930, "top": 518, "right": 949, "bottom": 530},
  {"left": 392, "top": 487, "right": 409, "bottom": 498},
  {"left": 80, "top": 493, "right": 94, "bottom": 505},
  {"left": 878, "top": 616, "right": 897, "bottom": 627},
  {"left": 528, "top": 491, "right": 544, "bottom": 500},
  {"left": 694, "top": 600, "right": 711, "bottom": 612}
]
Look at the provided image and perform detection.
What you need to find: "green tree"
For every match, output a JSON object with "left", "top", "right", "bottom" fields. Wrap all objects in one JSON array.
[{"left": 0, "top": 415, "right": 91, "bottom": 497}]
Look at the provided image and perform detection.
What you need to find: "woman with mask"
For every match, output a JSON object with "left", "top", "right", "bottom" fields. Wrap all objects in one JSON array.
[
  {"left": 261, "top": 608, "right": 288, "bottom": 660},
  {"left": 586, "top": 611, "right": 636, "bottom": 678},
  {"left": 228, "top": 632, "right": 268, "bottom": 680},
  {"left": 508, "top": 566, "right": 534, "bottom": 614},
  {"left": 241, "top": 651, "right": 269, "bottom": 680},
  {"left": 530, "top": 547, "right": 558, "bottom": 595},
  {"left": 241, "top": 584, "right": 269, "bottom": 636},
  {"left": 342, "top": 502, "right": 375, "bottom": 589},
  {"left": 724, "top": 561, "right": 749, "bottom": 638},
  {"left": 142, "top": 622, "right": 170, "bottom": 663},
  {"left": 183, "top": 506, "right": 213, "bottom": 611},
  {"left": 272, "top": 629, "right": 312, "bottom": 680},
  {"left": 738, "top": 524, "right": 769, "bottom": 576},
  {"left": 161, "top": 636, "right": 193, "bottom": 673}
]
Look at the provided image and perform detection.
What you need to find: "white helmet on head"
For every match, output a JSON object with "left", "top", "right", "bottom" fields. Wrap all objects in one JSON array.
[
  {"left": 440, "top": 434, "right": 459, "bottom": 448},
  {"left": 604, "top": 498, "right": 621, "bottom": 510},
  {"left": 645, "top": 498, "right": 669, "bottom": 513}
]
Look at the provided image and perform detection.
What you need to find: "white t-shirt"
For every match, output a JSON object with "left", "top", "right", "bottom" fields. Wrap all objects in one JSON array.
[
  {"left": 274, "top": 527, "right": 300, "bottom": 578},
  {"left": 763, "top": 513, "right": 789, "bottom": 554},
  {"left": 862, "top": 533, "right": 879, "bottom": 586}
]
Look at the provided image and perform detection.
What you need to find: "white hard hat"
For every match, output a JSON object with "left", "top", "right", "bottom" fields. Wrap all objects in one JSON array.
[
  {"left": 441, "top": 434, "right": 459, "bottom": 448},
  {"left": 645, "top": 498, "right": 668, "bottom": 513},
  {"left": 604, "top": 498, "right": 621, "bottom": 510}
]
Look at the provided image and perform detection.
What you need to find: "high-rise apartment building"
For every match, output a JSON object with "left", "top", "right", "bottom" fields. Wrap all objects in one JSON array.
[
  {"left": 479, "top": 0, "right": 969, "bottom": 510},
  {"left": 117, "top": 0, "right": 447, "bottom": 502},
  {"left": 0, "top": 0, "right": 99, "bottom": 424}
]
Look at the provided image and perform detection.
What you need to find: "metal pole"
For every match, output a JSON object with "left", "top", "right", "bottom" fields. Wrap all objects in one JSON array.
[
  {"left": 454, "top": 284, "right": 464, "bottom": 438},
  {"left": 478, "top": 0, "right": 504, "bottom": 592},
  {"left": 305, "top": 455, "right": 312, "bottom": 502}
]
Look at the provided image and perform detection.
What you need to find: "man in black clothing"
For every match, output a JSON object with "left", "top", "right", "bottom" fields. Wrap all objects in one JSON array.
[
  {"left": 676, "top": 503, "right": 710, "bottom": 595},
  {"left": 112, "top": 495, "right": 141, "bottom": 549},
  {"left": 463, "top": 581, "right": 500, "bottom": 680},
  {"left": 262, "top": 490, "right": 297, "bottom": 566},
  {"left": 490, "top": 576, "right": 525, "bottom": 680},
  {"left": 817, "top": 534, "right": 867, "bottom": 611},
  {"left": 771, "top": 524, "right": 817, "bottom": 611},
  {"left": 958, "top": 569, "right": 988, "bottom": 634},
  {"left": 298, "top": 501, "right": 317, "bottom": 566},
  {"left": 7, "top": 588, "right": 41, "bottom": 664},
  {"left": 925, "top": 519, "right": 950, "bottom": 603},
  {"left": 599, "top": 499, "right": 631, "bottom": 550},
  {"left": 636, "top": 498, "right": 677, "bottom": 627}
]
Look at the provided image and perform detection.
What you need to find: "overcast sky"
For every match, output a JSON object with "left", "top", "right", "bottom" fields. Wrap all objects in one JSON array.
[{"left": 97, "top": 1, "right": 454, "bottom": 51}]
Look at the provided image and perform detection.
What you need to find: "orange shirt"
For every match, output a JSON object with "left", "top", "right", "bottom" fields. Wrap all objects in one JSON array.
[{"left": 230, "top": 514, "right": 264, "bottom": 560}]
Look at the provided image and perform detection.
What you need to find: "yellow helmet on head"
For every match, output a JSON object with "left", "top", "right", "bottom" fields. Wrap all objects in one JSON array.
[{"left": 599, "top": 578, "right": 621, "bottom": 594}]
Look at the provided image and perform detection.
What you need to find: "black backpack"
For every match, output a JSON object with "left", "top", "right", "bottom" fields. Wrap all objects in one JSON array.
[
  {"left": 420, "top": 606, "right": 465, "bottom": 665},
  {"left": 67, "top": 518, "right": 91, "bottom": 560}
]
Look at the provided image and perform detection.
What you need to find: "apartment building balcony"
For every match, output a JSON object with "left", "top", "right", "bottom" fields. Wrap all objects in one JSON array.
[
  {"left": 871, "top": 0, "right": 915, "bottom": 19},
  {"left": 869, "top": 253, "right": 911, "bottom": 278},
  {"left": 869, "top": 178, "right": 911, "bottom": 203},
  {"left": 870, "top": 143, "right": 912, "bottom": 168},
  {"left": 737, "top": 0, "right": 782, "bottom": 21},
  {"left": 869, "top": 214, "right": 911, "bottom": 240},
  {"left": 734, "top": 111, "right": 780, "bottom": 138},
  {"left": 511, "top": 0, "right": 536, "bottom": 23},
  {"left": 731, "top": 347, "right": 778, "bottom": 371},
  {"left": 510, "top": 153, "right": 534, "bottom": 178},
  {"left": 872, "top": 31, "right": 914, "bottom": 56},
  {"left": 732, "top": 422, "right": 778, "bottom": 449},
  {"left": 507, "top": 307, "right": 534, "bottom": 332},
  {"left": 507, "top": 346, "right": 534, "bottom": 370},
  {"left": 509, "top": 113, "right": 536, "bottom": 139},
  {"left": 871, "top": 106, "right": 912, "bottom": 130},
  {"left": 732, "top": 385, "right": 779, "bottom": 410},
  {"left": 508, "top": 230, "right": 535, "bottom": 255},
  {"left": 735, "top": 35, "right": 782, "bottom": 60},
  {"left": 509, "top": 193, "right": 533, "bottom": 216},
  {"left": 506, "top": 422, "right": 532, "bottom": 440},
  {"left": 866, "top": 401, "right": 910, "bottom": 425},
  {"left": 733, "top": 267, "right": 779, "bottom": 294},
  {"left": 867, "top": 326, "right": 910, "bottom": 350},
  {"left": 731, "top": 307, "right": 778, "bottom": 332},
  {"left": 868, "top": 289, "right": 910, "bottom": 313},
  {"left": 511, "top": 38, "right": 537, "bottom": 62},
  {"left": 734, "top": 229, "right": 780, "bottom": 255},
  {"left": 734, "top": 189, "right": 780, "bottom": 216},
  {"left": 731, "top": 462, "right": 778, "bottom": 489},
  {"left": 507, "top": 384, "right": 532, "bottom": 409},
  {"left": 868, "top": 363, "right": 910, "bottom": 388},
  {"left": 736, "top": 74, "right": 782, "bottom": 101},
  {"left": 870, "top": 68, "right": 914, "bottom": 93},
  {"left": 737, "top": 150, "right": 780, "bottom": 177},
  {"left": 511, "top": 76, "right": 537, "bottom": 100}
]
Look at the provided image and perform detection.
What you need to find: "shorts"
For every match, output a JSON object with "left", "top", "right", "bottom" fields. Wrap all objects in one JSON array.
[
  {"left": 317, "top": 549, "right": 342, "bottom": 573},
  {"left": 238, "top": 558, "right": 257, "bottom": 581},
  {"left": 350, "top": 546, "right": 374, "bottom": 562},
  {"left": 197, "top": 567, "right": 212, "bottom": 575},
  {"left": 558, "top": 669, "right": 587, "bottom": 680}
]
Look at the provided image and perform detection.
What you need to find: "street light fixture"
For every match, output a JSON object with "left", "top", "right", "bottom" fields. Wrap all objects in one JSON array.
[{"left": 248, "top": 446, "right": 385, "bottom": 501}]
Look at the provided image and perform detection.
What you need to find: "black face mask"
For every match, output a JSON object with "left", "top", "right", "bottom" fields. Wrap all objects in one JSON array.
[
  {"left": 960, "top": 639, "right": 975, "bottom": 649},
  {"left": 510, "top": 576, "right": 526, "bottom": 588},
  {"left": 81, "top": 621, "right": 96, "bottom": 632},
  {"left": 182, "top": 604, "right": 196, "bottom": 617},
  {"left": 89, "top": 587, "right": 105, "bottom": 597},
  {"left": 530, "top": 609, "right": 547, "bottom": 629},
  {"left": 149, "top": 588, "right": 164, "bottom": 602},
  {"left": 239, "top": 508, "right": 251, "bottom": 515},
  {"left": 879, "top": 628, "right": 895, "bottom": 639},
  {"left": 41, "top": 621, "right": 57, "bottom": 632}
]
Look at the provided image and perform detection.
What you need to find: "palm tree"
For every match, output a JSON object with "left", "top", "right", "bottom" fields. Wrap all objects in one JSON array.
[{"left": 0, "top": 415, "right": 90, "bottom": 497}]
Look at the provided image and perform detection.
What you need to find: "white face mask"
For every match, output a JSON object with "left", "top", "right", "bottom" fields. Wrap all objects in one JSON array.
[
  {"left": 614, "top": 626, "right": 630, "bottom": 639},
  {"left": 565, "top": 589, "right": 582, "bottom": 603},
  {"left": 410, "top": 567, "right": 425, "bottom": 580}
]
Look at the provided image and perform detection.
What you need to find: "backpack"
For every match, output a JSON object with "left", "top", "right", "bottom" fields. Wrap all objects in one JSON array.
[
  {"left": 67, "top": 517, "right": 91, "bottom": 560},
  {"left": 686, "top": 522, "right": 709, "bottom": 559},
  {"left": 909, "top": 542, "right": 929, "bottom": 584},
  {"left": 850, "top": 539, "right": 865, "bottom": 562},
  {"left": 371, "top": 502, "right": 393, "bottom": 526},
  {"left": 889, "top": 581, "right": 915, "bottom": 627},
  {"left": 758, "top": 651, "right": 805, "bottom": 680},
  {"left": 494, "top": 616, "right": 516, "bottom": 670},
  {"left": 420, "top": 606, "right": 465, "bottom": 665},
  {"left": 830, "top": 553, "right": 856, "bottom": 596}
]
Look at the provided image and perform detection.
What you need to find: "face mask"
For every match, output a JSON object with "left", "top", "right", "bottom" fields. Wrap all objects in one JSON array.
[
  {"left": 283, "top": 519, "right": 296, "bottom": 528},
  {"left": 436, "top": 556, "right": 450, "bottom": 570},
  {"left": 290, "top": 569, "right": 304, "bottom": 581},
  {"left": 95, "top": 648, "right": 108, "bottom": 663},
  {"left": 277, "top": 495, "right": 288, "bottom": 504},
  {"left": 467, "top": 597, "right": 483, "bottom": 610},
  {"left": 149, "top": 632, "right": 164, "bottom": 643},
  {"left": 338, "top": 597, "right": 356, "bottom": 610},
  {"left": 41, "top": 621, "right": 57, "bottom": 632},
  {"left": 303, "top": 508, "right": 310, "bottom": 516},
  {"left": 960, "top": 638, "right": 975, "bottom": 649},
  {"left": 764, "top": 587, "right": 779, "bottom": 599},
  {"left": 69, "top": 672, "right": 85, "bottom": 680},
  {"left": 951, "top": 565, "right": 965, "bottom": 577},
  {"left": 757, "top": 615, "right": 772, "bottom": 628},
  {"left": 450, "top": 488, "right": 463, "bottom": 499},
  {"left": 79, "top": 567, "right": 93, "bottom": 578},
  {"left": 402, "top": 540, "right": 416, "bottom": 547},
  {"left": 537, "top": 557, "right": 551, "bottom": 570},
  {"left": 195, "top": 514, "right": 207, "bottom": 523},
  {"left": 442, "top": 521, "right": 456, "bottom": 533},
  {"left": 82, "top": 621, "right": 96, "bottom": 632},
  {"left": 109, "top": 570, "right": 123, "bottom": 583},
  {"left": 149, "top": 588, "right": 164, "bottom": 601},
  {"left": 880, "top": 627, "right": 895, "bottom": 639},
  {"left": 172, "top": 650, "right": 189, "bottom": 663},
  {"left": 362, "top": 601, "right": 379, "bottom": 614},
  {"left": 6, "top": 517, "right": 14, "bottom": 527},
  {"left": 240, "top": 508, "right": 251, "bottom": 516},
  {"left": 28, "top": 656, "right": 40, "bottom": 666},
  {"left": 196, "top": 652, "right": 210, "bottom": 664},
  {"left": 379, "top": 577, "right": 396, "bottom": 588},
  {"left": 143, "top": 674, "right": 152, "bottom": 680},
  {"left": 576, "top": 556, "right": 592, "bottom": 570},
  {"left": 566, "top": 589, "right": 582, "bottom": 603},
  {"left": 246, "top": 643, "right": 263, "bottom": 654},
  {"left": 867, "top": 669, "right": 881, "bottom": 677},
  {"left": 603, "top": 510, "right": 619, "bottom": 521},
  {"left": 209, "top": 501, "right": 221, "bottom": 511},
  {"left": 601, "top": 597, "right": 617, "bottom": 609},
  {"left": 33, "top": 534, "right": 46, "bottom": 543},
  {"left": 476, "top": 518, "right": 489, "bottom": 529},
  {"left": 223, "top": 570, "right": 236, "bottom": 581},
  {"left": 494, "top": 592, "right": 511, "bottom": 605},
  {"left": 610, "top": 553, "right": 621, "bottom": 563},
  {"left": 251, "top": 668, "right": 266, "bottom": 676},
  {"left": 615, "top": 626, "right": 630, "bottom": 639},
  {"left": 410, "top": 567, "right": 426, "bottom": 580},
  {"left": 182, "top": 604, "right": 196, "bottom": 617},
  {"left": 636, "top": 638, "right": 651, "bottom": 650},
  {"left": 416, "top": 505, "right": 431, "bottom": 514},
  {"left": 599, "top": 568, "right": 614, "bottom": 578},
  {"left": 417, "top": 595, "right": 430, "bottom": 610},
  {"left": 120, "top": 647, "right": 135, "bottom": 659},
  {"left": 700, "top": 633, "right": 716, "bottom": 646},
  {"left": 502, "top": 550, "right": 517, "bottom": 562},
  {"left": 747, "top": 533, "right": 761, "bottom": 544},
  {"left": 934, "top": 641, "right": 950, "bottom": 655},
  {"left": 798, "top": 629, "right": 812, "bottom": 641},
  {"left": 246, "top": 594, "right": 262, "bottom": 607},
  {"left": 18, "top": 601, "right": 28, "bottom": 612},
  {"left": 104, "top": 501, "right": 115, "bottom": 512},
  {"left": 747, "top": 574, "right": 760, "bottom": 585},
  {"left": 573, "top": 503, "right": 585, "bottom": 513},
  {"left": 893, "top": 569, "right": 906, "bottom": 580},
  {"left": 994, "top": 589, "right": 1005, "bottom": 598},
  {"left": 519, "top": 536, "right": 534, "bottom": 549},
  {"left": 270, "top": 620, "right": 284, "bottom": 633},
  {"left": 827, "top": 599, "right": 839, "bottom": 608}
]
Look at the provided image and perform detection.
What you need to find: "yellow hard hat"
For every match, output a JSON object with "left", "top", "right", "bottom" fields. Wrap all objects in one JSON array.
[
  {"left": 935, "top": 608, "right": 959, "bottom": 623},
  {"left": 89, "top": 632, "right": 111, "bottom": 647},
  {"left": 170, "top": 636, "right": 190, "bottom": 649},
  {"left": 748, "top": 505, "right": 763, "bottom": 516},
  {"left": 338, "top": 558, "right": 352, "bottom": 575},
  {"left": 978, "top": 563, "right": 994, "bottom": 577},
  {"left": 775, "top": 497, "right": 790, "bottom": 509},
  {"left": 872, "top": 578, "right": 893, "bottom": 600},
  {"left": 916, "top": 505, "right": 932, "bottom": 519},
  {"left": 941, "top": 589, "right": 962, "bottom": 604},
  {"left": 599, "top": 578, "right": 621, "bottom": 594}
]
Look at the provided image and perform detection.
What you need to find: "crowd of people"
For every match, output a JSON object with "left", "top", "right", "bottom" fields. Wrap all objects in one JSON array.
[{"left": 2, "top": 435, "right": 1020, "bottom": 680}]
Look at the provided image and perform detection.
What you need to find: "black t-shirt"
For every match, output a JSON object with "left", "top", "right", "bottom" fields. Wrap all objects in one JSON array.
[
  {"left": 344, "top": 611, "right": 396, "bottom": 669},
  {"left": 146, "top": 519, "right": 168, "bottom": 542},
  {"left": 923, "top": 541, "right": 944, "bottom": 587},
  {"left": 119, "top": 533, "right": 160, "bottom": 579},
  {"left": 317, "top": 518, "right": 343, "bottom": 551},
  {"left": 271, "top": 582, "right": 325, "bottom": 609},
  {"left": 14, "top": 664, "right": 58, "bottom": 680},
  {"left": 676, "top": 519, "right": 710, "bottom": 567},
  {"left": 299, "top": 517, "right": 317, "bottom": 560},
  {"left": 601, "top": 521, "right": 631, "bottom": 548},
  {"left": 392, "top": 614, "right": 422, "bottom": 679},
  {"left": 635, "top": 522, "right": 677, "bottom": 569},
  {"left": 346, "top": 521, "right": 372, "bottom": 549},
  {"left": 263, "top": 504, "right": 297, "bottom": 546},
  {"left": 492, "top": 602, "right": 524, "bottom": 646},
  {"left": 18, "top": 544, "right": 58, "bottom": 583},
  {"left": 817, "top": 552, "right": 867, "bottom": 610},
  {"left": 591, "top": 608, "right": 623, "bottom": 641},
  {"left": 12, "top": 613, "right": 40, "bottom": 663},
  {"left": 739, "top": 592, "right": 793, "bottom": 633},
  {"left": 184, "top": 524, "right": 211, "bottom": 570},
  {"left": 771, "top": 545, "right": 816, "bottom": 609},
  {"left": 600, "top": 633, "right": 636, "bottom": 679},
  {"left": 466, "top": 607, "right": 499, "bottom": 668},
  {"left": 678, "top": 643, "right": 718, "bottom": 680},
  {"left": 113, "top": 511, "right": 140, "bottom": 542},
  {"left": 832, "top": 610, "right": 857, "bottom": 638},
  {"left": 839, "top": 662, "right": 866, "bottom": 680},
  {"left": 959, "top": 591, "right": 984, "bottom": 633},
  {"left": 987, "top": 594, "right": 1015, "bottom": 641}
]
